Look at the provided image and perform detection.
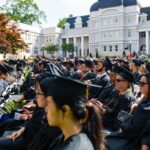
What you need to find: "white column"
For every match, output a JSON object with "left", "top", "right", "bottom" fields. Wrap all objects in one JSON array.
[
  {"left": 73, "top": 37, "right": 77, "bottom": 57},
  {"left": 146, "top": 31, "right": 149, "bottom": 54},
  {"left": 66, "top": 38, "right": 69, "bottom": 44},
  {"left": 81, "top": 36, "right": 84, "bottom": 57},
  {"left": 66, "top": 38, "right": 69, "bottom": 57},
  {"left": 137, "top": 32, "right": 140, "bottom": 52}
]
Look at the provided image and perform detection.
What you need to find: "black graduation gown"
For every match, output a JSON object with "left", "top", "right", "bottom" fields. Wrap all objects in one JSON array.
[
  {"left": 121, "top": 99, "right": 150, "bottom": 140},
  {"left": 81, "top": 72, "right": 96, "bottom": 80},
  {"left": 22, "top": 108, "right": 45, "bottom": 149},
  {"left": 98, "top": 84, "right": 119, "bottom": 129},
  {"left": 89, "top": 73, "right": 110, "bottom": 98},
  {"left": 48, "top": 133, "right": 94, "bottom": 150},
  {"left": 107, "top": 99, "right": 150, "bottom": 150},
  {"left": 113, "top": 91, "right": 135, "bottom": 130},
  {"left": 133, "top": 72, "right": 141, "bottom": 84},
  {"left": 28, "top": 124, "right": 61, "bottom": 150}
]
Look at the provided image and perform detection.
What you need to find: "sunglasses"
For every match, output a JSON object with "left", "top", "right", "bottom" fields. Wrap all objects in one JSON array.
[
  {"left": 139, "top": 81, "right": 148, "bottom": 87},
  {"left": 115, "top": 79, "right": 125, "bottom": 83}
]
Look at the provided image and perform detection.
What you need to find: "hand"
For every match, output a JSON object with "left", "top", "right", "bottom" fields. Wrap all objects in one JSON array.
[
  {"left": 20, "top": 114, "right": 29, "bottom": 120},
  {"left": 8, "top": 128, "right": 24, "bottom": 141}
]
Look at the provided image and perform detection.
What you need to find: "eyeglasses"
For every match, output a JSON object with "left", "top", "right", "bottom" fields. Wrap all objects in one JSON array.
[
  {"left": 115, "top": 79, "right": 125, "bottom": 83},
  {"left": 139, "top": 81, "right": 148, "bottom": 87}
]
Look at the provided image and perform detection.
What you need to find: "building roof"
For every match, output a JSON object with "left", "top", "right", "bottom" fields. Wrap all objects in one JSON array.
[
  {"left": 90, "top": 0, "right": 138, "bottom": 12},
  {"left": 65, "top": 15, "right": 89, "bottom": 29},
  {"left": 141, "top": 7, "right": 150, "bottom": 20}
]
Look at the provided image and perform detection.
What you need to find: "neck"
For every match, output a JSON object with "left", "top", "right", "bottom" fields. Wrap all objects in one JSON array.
[
  {"left": 61, "top": 121, "right": 82, "bottom": 141},
  {"left": 97, "top": 70, "right": 105, "bottom": 75},
  {"left": 119, "top": 89, "right": 128, "bottom": 95}
]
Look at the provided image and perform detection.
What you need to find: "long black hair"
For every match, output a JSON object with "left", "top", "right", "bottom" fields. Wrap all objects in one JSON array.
[
  {"left": 42, "top": 94, "right": 105, "bottom": 150},
  {"left": 140, "top": 73, "right": 150, "bottom": 98}
]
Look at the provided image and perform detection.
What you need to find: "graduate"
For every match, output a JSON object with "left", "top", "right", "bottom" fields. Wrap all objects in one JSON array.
[{"left": 40, "top": 76, "right": 106, "bottom": 150}]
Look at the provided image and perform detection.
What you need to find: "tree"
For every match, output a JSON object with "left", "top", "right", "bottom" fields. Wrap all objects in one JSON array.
[
  {"left": 61, "top": 43, "right": 74, "bottom": 52},
  {"left": 40, "top": 46, "right": 46, "bottom": 57},
  {"left": 0, "top": 0, "right": 46, "bottom": 25},
  {"left": 57, "top": 18, "right": 67, "bottom": 29},
  {"left": 0, "top": 13, "right": 27, "bottom": 54},
  {"left": 45, "top": 44, "right": 59, "bottom": 56},
  {"left": 57, "top": 14, "right": 73, "bottom": 28}
]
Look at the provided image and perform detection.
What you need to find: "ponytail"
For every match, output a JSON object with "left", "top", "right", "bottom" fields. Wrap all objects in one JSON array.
[{"left": 83, "top": 100, "right": 106, "bottom": 150}]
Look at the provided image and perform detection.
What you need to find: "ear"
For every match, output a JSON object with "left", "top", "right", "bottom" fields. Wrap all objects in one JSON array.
[{"left": 62, "top": 105, "right": 70, "bottom": 117}]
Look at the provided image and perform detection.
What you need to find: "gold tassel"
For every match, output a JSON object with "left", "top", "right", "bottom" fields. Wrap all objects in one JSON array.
[{"left": 86, "top": 85, "right": 89, "bottom": 100}]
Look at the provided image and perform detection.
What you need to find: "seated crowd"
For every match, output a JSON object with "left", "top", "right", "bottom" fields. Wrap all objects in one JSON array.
[{"left": 0, "top": 56, "right": 149, "bottom": 150}]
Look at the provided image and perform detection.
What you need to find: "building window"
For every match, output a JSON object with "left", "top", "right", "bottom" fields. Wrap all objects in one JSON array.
[
  {"left": 140, "top": 32, "right": 145, "bottom": 38},
  {"left": 128, "top": 17, "right": 131, "bottom": 23},
  {"left": 115, "top": 18, "right": 118, "bottom": 23},
  {"left": 115, "top": 45, "right": 118, "bottom": 51},
  {"left": 109, "top": 46, "right": 112, "bottom": 52},
  {"left": 104, "top": 46, "right": 107, "bottom": 52},
  {"left": 104, "top": 32, "right": 106, "bottom": 38},
  {"left": 128, "top": 31, "right": 131, "bottom": 38},
  {"left": 109, "top": 32, "right": 112, "bottom": 38}
]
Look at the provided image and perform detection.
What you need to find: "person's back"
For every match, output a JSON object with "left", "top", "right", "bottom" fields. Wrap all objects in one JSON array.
[{"left": 49, "top": 133, "right": 94, "bottom": 150}]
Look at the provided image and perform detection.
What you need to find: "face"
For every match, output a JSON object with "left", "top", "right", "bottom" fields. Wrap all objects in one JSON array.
[
  {"left": 93, "top": 65, "right": 98, "bottom": 74},
  {"left": 45, "top": 96, "right": 64, "bottom": 127},
  {"left": 35, "top": 82, "right": 47, "bottom": 108},
  {"left": 109, "top": 71, "right": 116, "bottom": 82},
  {"left": 139, "top": 65, "right": 146, "bottom": 74},
  {"left": 132, "top": 65, "right": 139, "bottom": 73},
  {"left": 81, "top": 64, "right": 86, "bottom": 72},
  {"left": 97, "top": 62, "right": 104, "bottom": 72},
  {"left": 77, "top": 64, "right": 82, "bottom": 71},
  {"left": 139, "top": 76, "right": 149, "bottom": 97},
  {"left": 115, "top": 75, "right": 128, "bottom": 92}
]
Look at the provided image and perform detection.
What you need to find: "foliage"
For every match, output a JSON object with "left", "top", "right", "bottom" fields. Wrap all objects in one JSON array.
[
  {"left": 57, "top": 14, "right": 73, "bottom": 28},
  {"left": 0, "top": 0, "right": 46, "bottom": 25},
  {"left": 57, "top": 18, "right": 67, "bottom": 28},
  {"left": 45, "top": 44, "right": 59, "bottom": 54},
  {"left": 0, "top": 13, "right": 27, "bottom": 54},
  {"left": 61, "top": 43, "right": 74, "bottom": 52}
]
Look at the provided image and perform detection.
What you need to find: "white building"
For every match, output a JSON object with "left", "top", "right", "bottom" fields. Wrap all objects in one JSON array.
[
  {"left": 16, "top": 23, "right": 61, "bottom": 58},
  {"left": 12, "top": 0, "right": 150, "bottom": 58},
  {"left": 62, "top": 0, "right": 150, "bottom": 57}
]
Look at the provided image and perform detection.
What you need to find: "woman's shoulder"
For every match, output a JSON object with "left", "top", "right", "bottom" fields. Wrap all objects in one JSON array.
[{"left": 61, "top": 133, "right": 94, "bottom": 150}]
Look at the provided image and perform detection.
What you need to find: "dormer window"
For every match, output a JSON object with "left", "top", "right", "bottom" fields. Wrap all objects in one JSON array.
[
  {"left": 75, "top": 17, "right": 82, "bottom": 29},
  {"left": 64, "top": 22, "right": 70, "bottom": 30},
  {"left": 140, "top": 13, "right": 147, "bottom": 24}
]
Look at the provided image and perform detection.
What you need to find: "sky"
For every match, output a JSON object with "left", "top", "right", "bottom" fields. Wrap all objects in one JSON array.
[
  {"left": 1, "top": 0, "right": 150, "bottom": 28},
  {"left": 35, "top": 0, "right": 150, "bottom": 28}
]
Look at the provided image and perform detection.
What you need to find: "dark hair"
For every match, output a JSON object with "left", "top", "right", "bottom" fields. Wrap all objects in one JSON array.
[
  {"left": 50, "top": 95, "right": 106, "bottom": 150},
  {"left": 35, "top": 72, "right": 52, "bottom": 90},
  {"left": 140, "top": 73, "right": 150, "bottom": 98}
]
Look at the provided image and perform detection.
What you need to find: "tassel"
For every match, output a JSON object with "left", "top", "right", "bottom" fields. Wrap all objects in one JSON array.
[{"left": 86, "top": 85, "right": 89, "bottom": 100}]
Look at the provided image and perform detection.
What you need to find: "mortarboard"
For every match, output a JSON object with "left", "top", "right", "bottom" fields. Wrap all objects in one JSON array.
[
  {"left": 117, "top": 67, "right": 134, "bottom": 83},
  {"left": 40, "top": 75, "right": 102, "bottom": 98},
  {"left": 0, "top": 64, "right": 8, "bottom": 74},
  {"left": 83, "top": 60, "right": 93, "bottom": 68}
]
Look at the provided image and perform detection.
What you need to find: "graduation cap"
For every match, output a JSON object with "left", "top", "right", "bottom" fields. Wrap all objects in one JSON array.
[
  {"left": 40, "top": 75, "right": 102, "bottom": 99},
  {"left": 62, "top": 60, "right": 74, "bottom": 67},
  {"left": 117, "top": 67, "right": 134, "bottom": 83},
  {"left": 0, "top": 64, "right": 8, "bottom": 74},
  {"left": 111, "top": 64, "right": 122, "bottom": 73},
  {"left": 103, "top": 57, "right": 113, "bottom": 71},
  {"left": 4, "top": 64, "right": 14, "bottom": 72},
  {"left": 132, "top": 59, "right": 142, "bottom": 67},
  {"left": 83, "top": 60, "right": 93, "bottom": 68}
]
